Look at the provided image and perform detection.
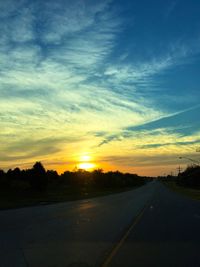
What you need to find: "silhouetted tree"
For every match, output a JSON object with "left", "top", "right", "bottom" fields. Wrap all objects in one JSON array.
[
  {"left": 92, "top": 169, "right": 104, "bottom": 187},
  {"left": 0, "top": 169, "right": 5, "bottom": 179},
  {"left": 12, "top": 167, "right": 21, "bottom": 179},
  {"left": 60, "top": 171, "right": 73, "bottom": 185},
  {"left": 46, "top": 170, "right": 59, "bottom": 181},
  {"left": 178, "top": 165, "right": 200, "bottom": 188},
  {"left": 29, "top": 162, "right": 48, "bottom": 191},
  {"left": 0, "top": 169, "right": 6, "bottom": 187},
  {"left": 0, "top": 162, "right": 147, "bottom": 197}
]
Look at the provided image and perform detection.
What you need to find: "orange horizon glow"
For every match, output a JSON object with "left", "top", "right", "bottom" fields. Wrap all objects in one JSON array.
[
  {"left": 46, "top": 159, "right": 186, "bottom": 177},
  {"left": 1, "top": 159, "right": 190, "bottom": 177},
  {"left": 78, "top": 162, "right": 96, "bottom": 170},
  {"left": 76, "top": 153, "right": 97, "bottom": 170}
]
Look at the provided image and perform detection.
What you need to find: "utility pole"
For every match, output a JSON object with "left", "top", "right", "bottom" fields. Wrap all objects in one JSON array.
[{"left": 177, "top": 165, "right": 182, "bottom": 175}]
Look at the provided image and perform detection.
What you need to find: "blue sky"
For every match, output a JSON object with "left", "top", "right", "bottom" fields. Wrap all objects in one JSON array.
[{"left": 0, "top": 0, "right": 200, "bottom": 175}]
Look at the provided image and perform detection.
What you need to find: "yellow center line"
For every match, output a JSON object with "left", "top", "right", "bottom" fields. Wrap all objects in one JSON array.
[{"left": 101, "top": 204, "right": 149, "bottom": 267}]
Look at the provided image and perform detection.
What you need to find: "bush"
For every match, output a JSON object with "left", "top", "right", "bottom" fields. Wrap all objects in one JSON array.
[{"left": 178, "top": 165, "right": 200, "bottom": 188}]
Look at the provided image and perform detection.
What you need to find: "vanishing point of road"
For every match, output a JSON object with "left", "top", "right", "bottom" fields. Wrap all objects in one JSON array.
[{"left": 0, "top": 181, "right": 200, "bottom": 267}]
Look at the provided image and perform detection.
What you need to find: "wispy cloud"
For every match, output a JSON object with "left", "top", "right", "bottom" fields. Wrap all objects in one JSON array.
[
  {"left": 41, "top": 1, "right": 113, "bottom": 43},
  {"left": 138, "top": 140, "right": 200, "bottom": 149},
  {"left": 96, "top": 106, "right": 200, "bottom": 156},
  {"left": 126, "top": 105, "right": 200, "bottom": 134},
  {"left": 1, "top": 0, "right": 200, "bottom": 174}
]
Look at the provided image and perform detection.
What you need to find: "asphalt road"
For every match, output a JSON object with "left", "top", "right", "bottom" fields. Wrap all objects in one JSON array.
[
  {"left": 104, "top": 182, "right": 200, "bottom": 267},
  {"left": 0, "top": 181, "right": 199, "bottom": 267}
]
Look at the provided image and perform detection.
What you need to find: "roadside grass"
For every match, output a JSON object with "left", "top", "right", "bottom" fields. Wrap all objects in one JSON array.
[
  {"left": 163, "top": 181, "right": 200, "bottom": 201},
  {"left": 0, "top": 184, "right": 142, "bottom": 210}
]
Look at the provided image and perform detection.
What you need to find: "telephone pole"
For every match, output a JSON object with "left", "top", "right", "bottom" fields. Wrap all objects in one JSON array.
[{"left": 177, "top": 165, "right": 182, "bottom": 175}]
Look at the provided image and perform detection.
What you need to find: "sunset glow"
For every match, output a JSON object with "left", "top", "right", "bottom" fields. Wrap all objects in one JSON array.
[
  {"left": 1, "top": 0, "right": 200, "bottom": 176},
  {"left": 80, "top": 155, "right": 91, "bottom": 162},
  {"left": 78, "top": 162, "right": 96, "bottom": 170},
  {"left": 77, "top": 153, "right": 96, "bottom": 170}
]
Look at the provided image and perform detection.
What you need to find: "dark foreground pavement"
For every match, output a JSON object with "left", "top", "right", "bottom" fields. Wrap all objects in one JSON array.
[
  {"left": 0, "top": 181, "right": 200, "bottom": 267},
  {"left": 0, "top": 182, "right": 154, "bottom": 267},
  {"left": 105, "top": 182, "right": 200, "bottom": 267}
]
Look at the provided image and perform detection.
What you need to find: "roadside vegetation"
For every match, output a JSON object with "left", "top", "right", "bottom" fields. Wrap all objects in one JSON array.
[
  {"left": 160, "top": 165, "right": 200, "bottom": 201},
  {"left": 0, "top": 162, "right": 149, "bottom": 209}
]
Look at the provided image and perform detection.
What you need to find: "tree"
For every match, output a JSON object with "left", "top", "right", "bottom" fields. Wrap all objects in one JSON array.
[
  {"left": 46, "top": 170, "right": 59, "bottom": 181},
  {"left": 0, "top": 169, "right": 5, "bottom": 179},
  {"left": 29, "top": 162, "right": 48, "bottom": 191},
  {"left": 178, "top": 165, "right": 200, "bottom": 187}
]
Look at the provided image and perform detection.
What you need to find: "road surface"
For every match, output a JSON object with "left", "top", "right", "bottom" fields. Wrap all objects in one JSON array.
[
  {"left": 0, "top": 181, "right": 199, "bottom": 267},
  {"left": 105, "top": 182, "right": 200, "bottom": 267}
]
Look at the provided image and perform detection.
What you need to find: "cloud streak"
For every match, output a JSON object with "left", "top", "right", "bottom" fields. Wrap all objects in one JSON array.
[{"left": 1, "top": 0, "right": 200, "bottom": 175}]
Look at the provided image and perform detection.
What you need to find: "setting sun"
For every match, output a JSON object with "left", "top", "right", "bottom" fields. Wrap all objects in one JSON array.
[
  {"left": 78, "top": 162, "right": 96, "bottom": 170},
  {"left": 77, "top": 153, "right": 96, "bottom": 170}
]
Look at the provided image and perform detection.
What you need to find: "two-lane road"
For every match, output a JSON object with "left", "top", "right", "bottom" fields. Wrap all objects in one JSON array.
[
  {"left": 0, "top": 181, "right": 200, "bottom": 267},
  {"left": 104, "top": 182, "right": 200, "bottom": 267},
  {"left": 0, "top": 182, "right": 155, "bottom": 267}
]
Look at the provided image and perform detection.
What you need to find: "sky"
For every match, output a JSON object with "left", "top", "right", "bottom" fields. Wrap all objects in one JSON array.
[{"left": 1, "top": 0, "right": 200, "bottom": 176}]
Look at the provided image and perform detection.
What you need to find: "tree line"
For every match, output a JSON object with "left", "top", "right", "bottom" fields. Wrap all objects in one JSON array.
[
  {"left": 160, "top": 164, "right": 200, "bottom": 189},
  {"left": 177, "top": 165, "right": 200, "bottom": 188},
  {"left": 0, "top": 162, "right": 147, "bottom": 192}
]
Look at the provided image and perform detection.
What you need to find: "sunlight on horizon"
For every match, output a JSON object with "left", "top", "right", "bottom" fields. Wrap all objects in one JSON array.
[
  {"left": 1, "top": 0, "right": 200, "bottom": 176},
  {"left": 78, "top": 162, "right": 96, "bottom": 170},
  {"left": 77, "top": 153, "right": 96, "bottom": 170}
]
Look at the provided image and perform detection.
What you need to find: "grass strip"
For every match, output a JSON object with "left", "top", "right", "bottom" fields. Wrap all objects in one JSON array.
[{"left": 163, "top": 181, "right": 200, "bottom": 201}]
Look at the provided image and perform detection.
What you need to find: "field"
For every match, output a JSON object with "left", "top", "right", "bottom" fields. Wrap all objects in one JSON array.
[{"left": 0, "top": 183, "right": 141, "bottom": 210}]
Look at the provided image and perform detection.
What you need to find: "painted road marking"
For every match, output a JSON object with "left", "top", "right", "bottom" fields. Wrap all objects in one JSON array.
[{"left": 101, "top": 204, "right": 149, "bottom": 267}]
